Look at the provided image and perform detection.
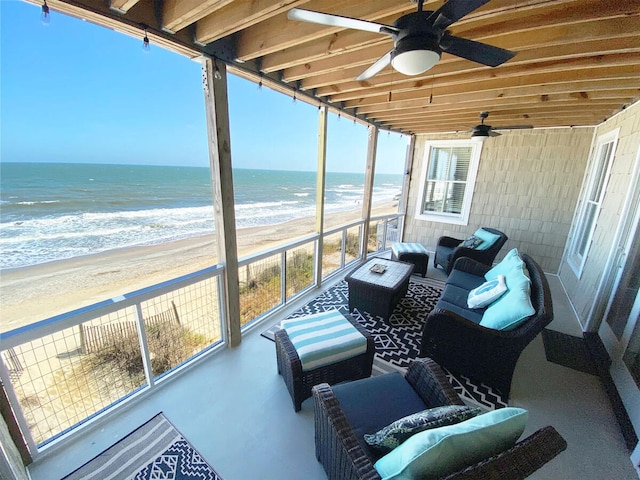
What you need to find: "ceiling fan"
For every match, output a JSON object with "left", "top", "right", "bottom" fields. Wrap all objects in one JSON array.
[
  {"left": 287, "top": 0, "right": 516, "bottom": 81},
  {"left": 471, "top": 111, "right": 533, "bottom": 138}
]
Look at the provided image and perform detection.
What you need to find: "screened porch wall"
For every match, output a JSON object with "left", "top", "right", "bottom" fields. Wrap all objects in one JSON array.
[
  {"left": 402, "top": 127, "right": 593, "bottom": 273},
  {"left": 559, "top": 100, "right": 640, "bottom": 326}
]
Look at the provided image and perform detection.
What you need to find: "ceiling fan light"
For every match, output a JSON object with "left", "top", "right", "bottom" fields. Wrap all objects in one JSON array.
[
  {"left": 391, "top": 37, "right": 441, "bottom": 76},
  {"left": 392, "top": 49, "right": 440, "bottom": 75}
]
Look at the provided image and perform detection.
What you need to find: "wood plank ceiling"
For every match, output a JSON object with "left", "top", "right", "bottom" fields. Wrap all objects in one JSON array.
[{"left": 37, "top": 0, "right": 640, "bottom": 135}]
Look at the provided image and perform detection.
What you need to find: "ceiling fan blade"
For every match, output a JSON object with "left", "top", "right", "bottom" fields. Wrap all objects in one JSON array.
[
  {"left": 494, "top": 125, "right": 534, "bottom": 130},
  {"left": 429, "top": 0, "right": 491, "bottom": 30},
  {"left": 440, "top": 34, "right": 516, "bottom": 67},
  {"left": 356, "top": 51, "right": 393, "bottom": 81},
  {"left": 488, "top": 130, "right": 502, "bottom": 137},
  {"left": 287, "top": 8, "right": 398, "bottom": 35}
]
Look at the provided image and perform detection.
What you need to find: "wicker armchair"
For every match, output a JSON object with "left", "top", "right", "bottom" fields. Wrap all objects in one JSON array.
[
  {"left": 434, "top": 227, "right": 508, "bottom": 274},
  {"left": 313, "top": 358, "right": 566, "bottom": 480},
  {"left": 420, "top": 254, "right": 553, "bottom": 399}
]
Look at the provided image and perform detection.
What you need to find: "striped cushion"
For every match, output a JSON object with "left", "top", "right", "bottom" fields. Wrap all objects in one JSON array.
[
  {"left": 392, "top": 242, "right": 428, "bottom": 256},
  {"left": 281, "top": 310, "right": 367, "bottom": 371}
]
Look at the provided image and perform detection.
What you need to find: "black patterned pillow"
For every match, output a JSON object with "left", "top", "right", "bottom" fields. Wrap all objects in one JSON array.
[
  {"left": 364, "top": 405, "right": 482, "bottom": 453},
  {"left": 461, "top": 235, "right": 483, "bottom": 249}
]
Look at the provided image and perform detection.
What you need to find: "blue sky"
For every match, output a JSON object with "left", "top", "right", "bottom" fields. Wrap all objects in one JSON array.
[{"left": 0, "top": 1, "right": 407, "bottom": 174}]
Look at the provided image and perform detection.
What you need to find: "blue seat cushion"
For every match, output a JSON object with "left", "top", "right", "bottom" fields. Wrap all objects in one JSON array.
[
  {"left": 435, "top": 300, "right": 484, "bottom": 324},
  {"left": 446, "top": 269, "right": 486, "bottom": 290},
  {"left": 333, "top": 372, "right": 427, "bottom": 461},
  {"left": 440, "top": 284, "right": 473, "bottom": 308}
]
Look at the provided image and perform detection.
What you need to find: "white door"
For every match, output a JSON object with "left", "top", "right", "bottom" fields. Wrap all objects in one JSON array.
[
  {"left": 599, "top": 228, "right": 640, "bottom": 475},
  {"left": 597, "top": 146, "right": 640, "bottom": 471}
]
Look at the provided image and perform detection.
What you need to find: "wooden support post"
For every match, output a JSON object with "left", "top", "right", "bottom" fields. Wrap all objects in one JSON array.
[
  {"left": 398, "top": 135, "right": 416, "bottom": 240},
  {"left": 399, "top": 135, "right": 416, "bottom": 215},
  {"left": 361, "top": 125, "right": 378, "bottom": 262},
  {"left": 202, "top": 57, "right": 241, "bottom": 347},
  {"left": 0, "top": 383, "right": 31, "bottom": 475},
  {"left": 315, "top": 106, "right": 328, "bottom": 286}
]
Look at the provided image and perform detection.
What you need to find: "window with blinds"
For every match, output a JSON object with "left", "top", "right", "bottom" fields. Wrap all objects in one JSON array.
[{"left": 415, "top": 141, "right": 481, "bottom": 225}]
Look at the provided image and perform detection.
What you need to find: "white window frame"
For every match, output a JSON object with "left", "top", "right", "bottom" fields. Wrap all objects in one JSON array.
[
  {"left": 414, "top": 139, "right": 482, "bottom": 225},
  {"left": 568, "top": 128, "right": 619, "bottom": 277}
]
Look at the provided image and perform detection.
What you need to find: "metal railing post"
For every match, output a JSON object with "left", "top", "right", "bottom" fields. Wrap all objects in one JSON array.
[
  {"left": 281, "top": 251, "right": 287, "bottom": 304},
  {"left": 134, "top": 303, "right": 155, "bottom": 389}
]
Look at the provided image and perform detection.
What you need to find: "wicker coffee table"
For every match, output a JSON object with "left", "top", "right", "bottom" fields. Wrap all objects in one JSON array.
[{"left": 345, "top": 258, "right": 414, "bottom": 321}]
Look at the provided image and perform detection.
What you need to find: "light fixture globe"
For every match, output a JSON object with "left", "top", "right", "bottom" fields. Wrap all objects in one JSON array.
[{"left": 391, "top": 36, "right": 441, "bottom": 76}]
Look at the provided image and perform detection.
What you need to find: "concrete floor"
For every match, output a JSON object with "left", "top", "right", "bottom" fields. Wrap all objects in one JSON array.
[{"left": 27, "top": 261, "right": 638, "bottom": 480}]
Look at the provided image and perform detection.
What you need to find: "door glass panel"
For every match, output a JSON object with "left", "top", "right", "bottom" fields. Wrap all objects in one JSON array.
[
  {"left": 623, "top": 315, "right": 640, "bottom": 388},
  {"left": 606, "top": 235, "right": 640, "bottom": 339}
]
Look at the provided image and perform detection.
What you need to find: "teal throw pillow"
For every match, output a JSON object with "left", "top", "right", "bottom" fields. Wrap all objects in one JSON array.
[
  {"left": 485, "top": 248, "right": 523, "bottom": 280},
  {"left": 467, "top": 275, "right": 507, "bottom": 309},
  {"left": 460, "top": 235, "right": 483, "bottom": 249},
  {"left": 364, "top": 405, "right": 482, "bottom": 453},
  {"left": 481, "top": 269, "right": 534, "bottom": 331},
  {"left": 473, "top": 228, "right": 502, "bottom": 251},
  {"left": 374, "top": 408, "right": 528, "bottom": 480}
]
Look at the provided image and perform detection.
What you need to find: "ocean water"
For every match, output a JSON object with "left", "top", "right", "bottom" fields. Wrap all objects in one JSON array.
[{"left": 0, "top": 163, "right": 402, "bottom": 270}]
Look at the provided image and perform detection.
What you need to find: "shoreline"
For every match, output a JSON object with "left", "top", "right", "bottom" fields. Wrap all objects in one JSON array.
[{"left": 1, "top": 203, "right": 399, "bottom": 332}]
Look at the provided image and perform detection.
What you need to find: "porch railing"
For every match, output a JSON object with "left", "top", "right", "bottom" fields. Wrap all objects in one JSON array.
[
  {"left": 0, "top": 213, "right": 403, "bottom": 455},
  {"left": 0, "top": 265, "right": 226, "bottom": 453}
]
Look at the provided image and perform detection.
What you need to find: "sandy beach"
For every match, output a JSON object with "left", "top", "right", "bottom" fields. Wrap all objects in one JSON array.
[{"left": 1, "top": 204, "right": 399, "bottom": 332}]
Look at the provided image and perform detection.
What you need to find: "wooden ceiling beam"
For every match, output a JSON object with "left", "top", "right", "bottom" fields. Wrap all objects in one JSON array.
[
  {"left": 262, "top": 0, "right": 578, "bottom": 73},
  {"left": 380, "top": 105, "right": 623, "bottom": 126},
  {"left": 249, "top": 0, "right": 554, "bottom": 65},
  {"left": 371, "top": 94, "right": 640, "bottom": 122},
  {"left": 267, "top": 0, "right": 638, "bottom": 78},
  {"left": 448, "top": 0, "right": 640, "bottom": 42},
  {"left": 36, "top": 0, "right": 198, "bottom": 57},
  {"left": 234, "top": 0, "right": 414, "bottom": 62},
  {"left": 195, "top": 0, "right": 310, "bottom": 45},
  {"left": 352, "top": 75, "right": 640, "bottom": 114},
  {"left": 408, "top": 117, "right": 602, "bottom": 133},
  {"left": 109, "top": 0, "right": 140, "bottom": 14},
  {"left": 162, "top": 0, "right": 232, "bottom": 33},
  {"left": 282, "top": 43, "right": 391, "bottom": 82},
  {"left": 400, "top": 113, "right": 608, "bottom": 130},
  {"left": 261, "top": 29, "right": 389, "bottom": 73},
  {"left": 345, "top": 65, "right": 640, "bottom": 112},
  {"left": 312, "top": 17, "right": 640, "bottom": 96},
  {"left": 375, "top": 102, "right": 626, "bottom": 125},
  {"left": 318, "top": 33, "right": 640, "bottom": 101},
  {"left": 306, "top": 50, "right": 640, "bottom": 95},
  {"left": 358, "top": 81, "right": 640, "bottom": 114}
]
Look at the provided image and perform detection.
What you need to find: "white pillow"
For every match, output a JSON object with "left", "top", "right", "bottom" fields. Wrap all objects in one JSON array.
[{"left": 467, "top": 275, "right": 507, "bottom": 309}]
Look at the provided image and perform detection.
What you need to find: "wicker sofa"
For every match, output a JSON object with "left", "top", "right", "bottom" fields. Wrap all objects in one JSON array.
[
  {"left": 419, "top": 253, "right": 553, "bottom": 399},
  {"left": 313, "top": 358, "right": 566, "bottom": 480}
]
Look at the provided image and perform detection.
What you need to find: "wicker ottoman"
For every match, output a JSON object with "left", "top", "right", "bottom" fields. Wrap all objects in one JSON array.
[
  {"left": 275, "top": 310, "right": 374, "bottom": 412},
  {"left": 345, "top": 258, "right": 414, "bottom": 321},
  {"left": 391, "top": 242, "right": 429, "bottom": 278}
]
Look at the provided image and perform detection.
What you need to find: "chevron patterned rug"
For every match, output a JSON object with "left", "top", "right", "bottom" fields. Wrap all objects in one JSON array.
[
  {"left": 62, "top": 413, "right": 223, "bottom": 480},
  {"left": 263, "top": 277, "right": 507, "bottom": 410}
]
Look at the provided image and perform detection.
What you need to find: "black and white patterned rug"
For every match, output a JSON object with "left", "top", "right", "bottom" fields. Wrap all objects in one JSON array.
[
  {"left": 263, "top": 278, "right": 507, "bottom": 410},
  {"left": 62, "top": 413, "right": 224, "bottom": 480}
]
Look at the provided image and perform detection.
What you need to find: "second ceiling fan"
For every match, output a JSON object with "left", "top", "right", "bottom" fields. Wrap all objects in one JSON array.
[
  {"left": 288, "top": 0, "right": 516, "bottom": 81},
  {"left": 470, "top": 111, "right": 533, "bottom": 138}
]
